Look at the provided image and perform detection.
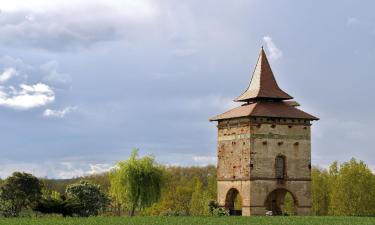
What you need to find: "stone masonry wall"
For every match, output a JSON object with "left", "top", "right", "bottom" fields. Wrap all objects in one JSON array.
[
  {"left": 217, "top": 118, "right": 251, "bottom": 181},
  {"left": 217, "top": 117, "right": 312, "bottom": 216},
  {"left": 249, "top": 118, "right": 312, "bottom": 215}
]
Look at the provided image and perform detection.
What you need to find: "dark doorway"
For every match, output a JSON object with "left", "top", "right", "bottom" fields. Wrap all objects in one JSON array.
[{"left": 225, "top": 188, "right": 242, "bottom": 216}]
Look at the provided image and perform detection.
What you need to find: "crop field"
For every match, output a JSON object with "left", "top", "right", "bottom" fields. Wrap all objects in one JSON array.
[{"left": 0, "top": 216, "right": 374, "bottom": 225}]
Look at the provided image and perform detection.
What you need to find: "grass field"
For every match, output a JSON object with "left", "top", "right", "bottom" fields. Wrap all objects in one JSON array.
[{"left": 0, "top": 216, "right": 374, "bottom": 225}]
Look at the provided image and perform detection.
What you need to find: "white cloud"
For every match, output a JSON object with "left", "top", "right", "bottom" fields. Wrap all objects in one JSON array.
[
  {"left": 263, "top": 36, "right": 283, "bottom": 60},
  {"left": 347, "top": 17, "right": 360, "bottom": 26},
  {"left": 0, "top": 0, "right": 158, "bottom": 17},
  {"left": 0, "top": 1, "right": 160, "bottom": 51},
  {"left": 43, "top": 106, "right": 77, "bottom": 118},
  {"left": 0, "top": 67, "right": 17, "bottom": 83},
  {"left": 0, "top": 83, "right": 55, "bottom": 110},
  {"left": 0, "top": 160, "right": 114, "bottom": 179},
  {"left": 88, "top": 163, "right": 114, "bottom": 175},
  {"left": 57, "top": 163, "right": 113, "bottom": 178},
  {"left": 56, "top": 162, "right": 86, "bottom": 179},
  {"left": 0, "top": 56, "right": 71, "bottom": 112},
  {"left": 192, "top": 155, "right": 216, "bottom": 165}
]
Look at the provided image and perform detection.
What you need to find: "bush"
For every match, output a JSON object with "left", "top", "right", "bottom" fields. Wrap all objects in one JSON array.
[
  {"left": 212, "top": 207, "right": 229, "bottom": 216},
  {"left": 208, "top": 200, "right": 229, "bottom": 216},
  {"left": 33, "top": 197, "right": 82, "bottom": 217},
  {"left": 65, "top": 180, "right": 110, "bottom": 217}
]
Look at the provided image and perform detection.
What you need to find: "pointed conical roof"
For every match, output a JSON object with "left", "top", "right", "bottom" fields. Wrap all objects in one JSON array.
[{"left": 235, "top": 47, "right": 293, "bottom": 102}]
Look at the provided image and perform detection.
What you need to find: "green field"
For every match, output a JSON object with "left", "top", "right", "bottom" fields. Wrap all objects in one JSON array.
[{"left": 0, "top": 217, "right": 374, "bottom": 225}]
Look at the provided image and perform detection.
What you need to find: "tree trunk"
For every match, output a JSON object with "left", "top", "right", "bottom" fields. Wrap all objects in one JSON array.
[
  {"left": 117, "top": 203, "right": 121, "bottom": 216},
  {"left": 129, "top": 187, "right": 141, "bottom": 217},
  {"left": 130, "top": 205, "right": 136, "bottom": 217}
]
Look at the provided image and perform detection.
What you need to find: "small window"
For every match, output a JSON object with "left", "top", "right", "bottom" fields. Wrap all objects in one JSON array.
[{"left": 276, "top": 156, "right": 285, "bottom": 179}]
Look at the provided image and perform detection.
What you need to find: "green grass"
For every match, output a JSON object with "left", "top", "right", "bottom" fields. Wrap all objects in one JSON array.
[{"left": 0, "top": 217, "right": 374, "bottom": 225}]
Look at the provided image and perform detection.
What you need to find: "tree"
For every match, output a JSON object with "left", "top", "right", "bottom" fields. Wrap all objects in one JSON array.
[
  {"left": 311, "top": 168, "right": 330, "bottom": 215},
  {"left": 109, "top": 170, "right": 128, "bottom": 216},
  {"left": 283, "top": 192, "right": 295, "bottom": 215},
  {"left": 141, "top": 165, "right": 217, "bottom": 216},
  {"left": 0, "top": 172, "right": 42, "bottom": 217},
  {"left": 109, "top": 149, "right": 164, "bottom": 216},
  {"left": 328, "top": 158, "right": 375, "bottom": 216},
  {"left": 190, "top": 178, "right": 210, "bottom": 215},
  {"left": 65, "top": 180, "right": 110, "bottom": 216}
]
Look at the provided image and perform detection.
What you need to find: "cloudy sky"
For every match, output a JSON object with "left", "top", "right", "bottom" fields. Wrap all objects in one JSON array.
[{"left": 0, "top": 0, "right": 374, "bottom": 178}]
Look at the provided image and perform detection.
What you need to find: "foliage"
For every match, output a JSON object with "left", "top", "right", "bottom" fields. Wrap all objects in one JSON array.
[
  {"left": 33, "top": 190, "right": 81, "bottom": 217},
  {"left": 142, "top": 165, "right": 216, "bottom": 216},
  {"left": 190, "top": 178, "right": 210, "bottom": 215},
  {"left": 208, "top": 200, "right": 219, "bottom": 215},
  {"left": 208, "top": 200, "right": 229, "bottom": 216},
  {"left": 33, "top": 198, "right": 78, "bottom": 217},
  {"left": 65, "top": 180, "right": 110, "bottom": 217},
  {"left": 212, "top": 207, "right": 229, "bottom": 216},
  {"left": 311, "top": 168, "right": 330, "bottom": 215},
  {"left": 312, "top": 158, "right": 375, "bottom": 216},
  {"left": 329, "top": 158, "right": 375, "bottom": 216},
  {"left": 0, "top": 172, "right": 42, "bottom": 217},
  {"left": 1, "top": 157, "right": 374, "bottom": 218},
  {"left": 0, "top": 217, "right": 373, "bottom": 225},
  {"left": 234, "top": 194, "right": 242, "bottom": 211},
  {"left": 283, "top": 192, "right": 294, "bottom": 216},
  {"left": 109, "top": 149, "right": 164, "bottom": 216},
  {"left": 41, "top": 173, "right": 111, "bottom": 195}
]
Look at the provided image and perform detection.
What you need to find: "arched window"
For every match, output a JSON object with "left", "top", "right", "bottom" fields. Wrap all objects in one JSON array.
[{"left": 275, "top": 156, "right": 285, "bottom": 179}]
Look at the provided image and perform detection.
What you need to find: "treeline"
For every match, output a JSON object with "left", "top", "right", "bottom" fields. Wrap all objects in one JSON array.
[
  {"left": 312, "top": 158, "right": 375, "bottom": 216},
  {"left": 0, "top": 154, "right": 374, "bottom": 217},
  {"left": 43, "top": 165, "right": 217, "bottom": 216}
]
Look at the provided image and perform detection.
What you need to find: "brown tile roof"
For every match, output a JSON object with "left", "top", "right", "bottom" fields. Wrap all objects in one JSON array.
[
  {"left": 209, "top": 101, "right": 319, "bottom": 121},
  {"left": 235, "top": 47, "right": 293, "bottom": 102}
]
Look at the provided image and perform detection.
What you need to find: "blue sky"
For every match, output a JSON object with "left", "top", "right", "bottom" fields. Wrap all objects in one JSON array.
[{"left": 0, "top": 0, "right": 374, "bottom": 178}]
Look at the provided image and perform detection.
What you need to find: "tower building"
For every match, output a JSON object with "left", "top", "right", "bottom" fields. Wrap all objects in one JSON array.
[{"left": 210, "top": 48, "right": 318, "bottom": 216}]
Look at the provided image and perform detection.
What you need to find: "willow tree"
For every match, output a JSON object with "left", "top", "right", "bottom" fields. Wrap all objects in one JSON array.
[{"left": 110, "top": 149, "right": 164, "bottom": 216}]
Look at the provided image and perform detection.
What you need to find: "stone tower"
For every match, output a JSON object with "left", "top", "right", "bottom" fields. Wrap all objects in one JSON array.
[{"left": 210, "top": 48, "right": 318, "bottom": 216}]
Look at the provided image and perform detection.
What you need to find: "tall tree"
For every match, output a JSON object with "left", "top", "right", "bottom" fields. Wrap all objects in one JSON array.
[
  {"left": 329, "top": 158, "right": 375, "bottom": 216},
  {"left": 110, "top": 149, "right": 164, "bottom": 216},
  {"left": 0, "top": 172, "right": 42, "bottom": 217},
  {"left": 190, "top": 178, "right": 210, "bottom": 215},
  {"left": 311, "top": 168, "right": 330, "bottom": 215}
]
